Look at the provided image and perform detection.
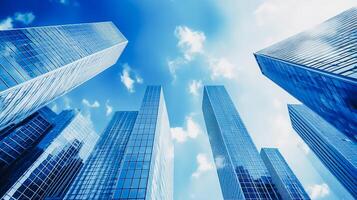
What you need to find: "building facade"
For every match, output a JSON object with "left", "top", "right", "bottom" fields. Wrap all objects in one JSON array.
[
  {"left": 202, "top": 85, "right": 280, "bottom": 200},
  {"left": 254, "top": 8, "right": 357, "bottom": 140},
  {"left": 0, "top": 22, "right": 127, "bottom": 130},
  {"left": 0, "top": 107, "right": 57, "bottom": 196},
  {"left": 1, "top": 109, "right": 98, "bottom": 200},
  {"left": 288, "top": 104, "right": 357, "bottom": 198},
  {"left": 260, "top": 148, "right": 310, "bottom": 200},
  {"left": 64, "top": 111, "right": 138, "bottom": 199},
  {"left": 301, "top": 145, "right": 354, "bottom": 200},
  {"left": 65, "top": 86, "right": 173, "bottom": 200}
]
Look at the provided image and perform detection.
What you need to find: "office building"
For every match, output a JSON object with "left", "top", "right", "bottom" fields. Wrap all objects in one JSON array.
[
  {"left": 0, "top": 22, "right": 127, "bottom": 130},
  {"left": 260, "top": 148, "right": 310, "bottom": 200},
  {"left": 288, "top": 104, "right": 357, "bottom": 198},
  {"left": 254, "top": 8, "right": 357, "bottom": 140},
  {"left": 65, "top": 111, "right": 138, "bottom": 199},
  {"left": 202, "top": 85, "right": 280, "bottom": 199},
  {"left": 1, "top": 109, "right": 98, "bottom": 200},
  {"left": 65, "top": 86, "right": 173, "bottom": 200},
  {"left": 0, "top": 107, "right": 57, "bottom": 196},
  {"left": 300, "top": 145, "right": 354, "bottom": 200}
]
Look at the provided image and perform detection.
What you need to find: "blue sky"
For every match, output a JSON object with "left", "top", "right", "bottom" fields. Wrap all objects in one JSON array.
[{"left": 1, "top": 0, "right": 355, "bottom": 199}]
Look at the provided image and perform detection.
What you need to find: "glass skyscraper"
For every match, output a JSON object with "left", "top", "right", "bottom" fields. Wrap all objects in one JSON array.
[
  {"left": 288, "top": 104, "right": 357, "bottom": 198},
  {"left": 0, "top": 107, "right": 57, "bottom": 196},
  {"left": 202, "top": 85, "right": 280, "bottom": 200},
  {"left": 260, "top": 148, "right": 310, "bottom": 200},
  {"left": 0, "top": 22, "right": 127, "bottom": 130},
  {"left": 1, "top": 109, "right": 98, "bottom": 200},
  {"left": 65, "top": 86, "right": 173, "bottom": 200},
  {"left": 254, "top": 8, "right": 357, "bottom": 140},
  {"left": 65, "top": 111, "right": 138, "bottom": 199}
]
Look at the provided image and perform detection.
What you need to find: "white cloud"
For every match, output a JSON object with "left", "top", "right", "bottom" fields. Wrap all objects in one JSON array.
[
  {"left": 135, "top": 75, "right": 143, "bottom": 84},
  {"left": 105, "top": 100, "right": 113, "bottom": 116},
  {"left": 0, "top": 12, "right": 36, "bottom": 31},
  {"left": 208, "top": 57, "right": 235, "bottom": 80},
  {"left": 167, "top": 57, "right": 188, "bottom": 80},
  {"left": 175, "top": 26, "right": 206, "bottom": 61},
  {"left": 214, "top": 155, "right": 226, "bottom": 169},
  {"left": 120, "top": 63, "right": 143, "bottom": 93},
  {"left": 171, "top": 115, "right": 202, "bottom": 143},
  {"left": 192, "top": 153, "right": 214, "bottom": 178},
  {"left": 308, "top": 183, "right": 330, "bottom": 199},
  {"left": 14, "top": 12, "right": 35, "bottom": 25},
  {"left": 0, "top": 18, "right": 13, "bottom": 30},
  {"left": 82, "top": 98, "right": 100, "bottom": 108},
  {"left": 170, "top": 26, "right": 236, "bottom": 81},
  {"left": 188, "top": 80, "right": 203, "bottom": 96}
]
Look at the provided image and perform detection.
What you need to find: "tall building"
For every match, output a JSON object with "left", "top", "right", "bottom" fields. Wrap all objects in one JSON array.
[
  {"left": 1, "top": 109, "right": 98, "bottom": 200},
  {"left": 288, "top": 104, "right": 357, "bottom": 198},
  {"left": 202, "top": 85, "right": 280, "bottom": 200},
  {"left": 300, "top": 145, "right": 354, "bottom": 200},
  {"left": 65, "top": 111, "right": 138, "bottom": 199},
  {"left": 254, "top": 8, "right": 357, "bottom": 140},
  {"left": 260, "top": 148, "right": 310, "bottom": 200},
  {"left": 0, "top": 107, "right": 57, "bottom": 196},
  {"left": 65, "top": 86, "right": 173, "bottom": 200},
  {"left": 0, "top": 22, "right": 127, "bottom": 130}
]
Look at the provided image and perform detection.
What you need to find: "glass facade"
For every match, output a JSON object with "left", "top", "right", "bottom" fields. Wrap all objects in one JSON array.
[
  {"left": 288, "top": 104, "right": 357, "bottom": 198},
  {"left": 302, "top": 145, "right": 354, "bottom": 200},
  {"left": 254, "top": 8, "right": 357, "bottom": 140},
  {"left": 202, "top": 85, "right": 280, "bottom": 200},
  {"left": 260, "top": 148, "right": 310, "bottom": 200},
  {"left": 112, "top": 86, "right": 173, "bottom": 200},
  {"left": 1, "top": 109, "right": 98, "bottom": 200},
  {"left": 65, "top": 111, "right": 138, "bottom": 199},
  {"left": 0, "top": 22, "right": 127, "bottom": 130},
  {"left": 65, "top": 86, "right": 173, "bottom": 200},
  {"left": 0, "top": 107, "right": 57, "bottom": 197}
]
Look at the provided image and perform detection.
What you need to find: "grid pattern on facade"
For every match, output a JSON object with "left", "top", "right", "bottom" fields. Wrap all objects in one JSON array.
[
  {"left": 256, "top": 8, "right": 357, "bottom": 79},
  {"left": 0, "top": 111, "right": 52, "bottom": 169},
  {"left": 288, "top": 104, "right": 357, "bottom": 198},
  {"left": 0, "top": 107, "right": 57, "bottom": 197},
  {"left": 202, "top": 86, "right": 280, "bottom": 200},
  {"left": 0, "top": 22, "right": 127, "bottom": 130},
  {"left": 1, "top": 110, "right": 98, "bottom": 200},
  {"left": 260, "top": 148, "right": 310, "bottom": 200},
  {"left": 254, "top": 8, "right": 357, "bottom": 140},
  {"left": 112, "top": 87, "right": 161, "bottom": 200},
  {"left": 64, "top": 111, "right": 138, "bottom": 199}
]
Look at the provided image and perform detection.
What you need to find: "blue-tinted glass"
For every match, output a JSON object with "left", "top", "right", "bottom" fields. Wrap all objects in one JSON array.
[
  {"left": 202, "top": 86, "right": 281, "bottom": 199},
  {"left": 0, "top": 22, "right": 128, "bottom": 131},
  {"left": 64, "top": 111, "right": 137, "bottom": 200},
  {"left": 288, "top": 104, "right": 357, "bottom": 198},
  {"left": 254, "top": 8, "right": 357, "bottom": 140},
  {"left": 65, "top": 86, "right": 173, "bottom": 200},
  {"left": 261, "top": 148, "right": 310, "bottom": 200},
  {"left": 1, "top": 109, "right": 98, "bottom": 200}
]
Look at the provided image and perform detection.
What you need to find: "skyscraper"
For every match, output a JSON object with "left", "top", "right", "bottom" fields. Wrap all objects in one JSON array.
[
  {"left": 288, "top": 104, "right": 357, "bottom": 198},
  {"left": 1, "top": 109, "right": 98, "bottom": 200},
  {"left": 65, "top": 86, "right": 173, "bottom": 200},
  {"left": 300, "top": 145, "right": 354, "bottom": 200},
  {"left": 254, "top": 8, "right": 357, "bottom": 140},
  {"left": 260, "top": 148, "right": 310, "bottom": 200},
  {"left": 202, "top": 85, "right": 280, "bottom": 200},
  {"left": 65, "top": 111, "right": 138, "bottom": 199},
  {"left": 0, "top": 107, "right": 57, "bottom": 196},
  {"left": 0, "top": 22, "right": 127, "bottom": 130}
]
